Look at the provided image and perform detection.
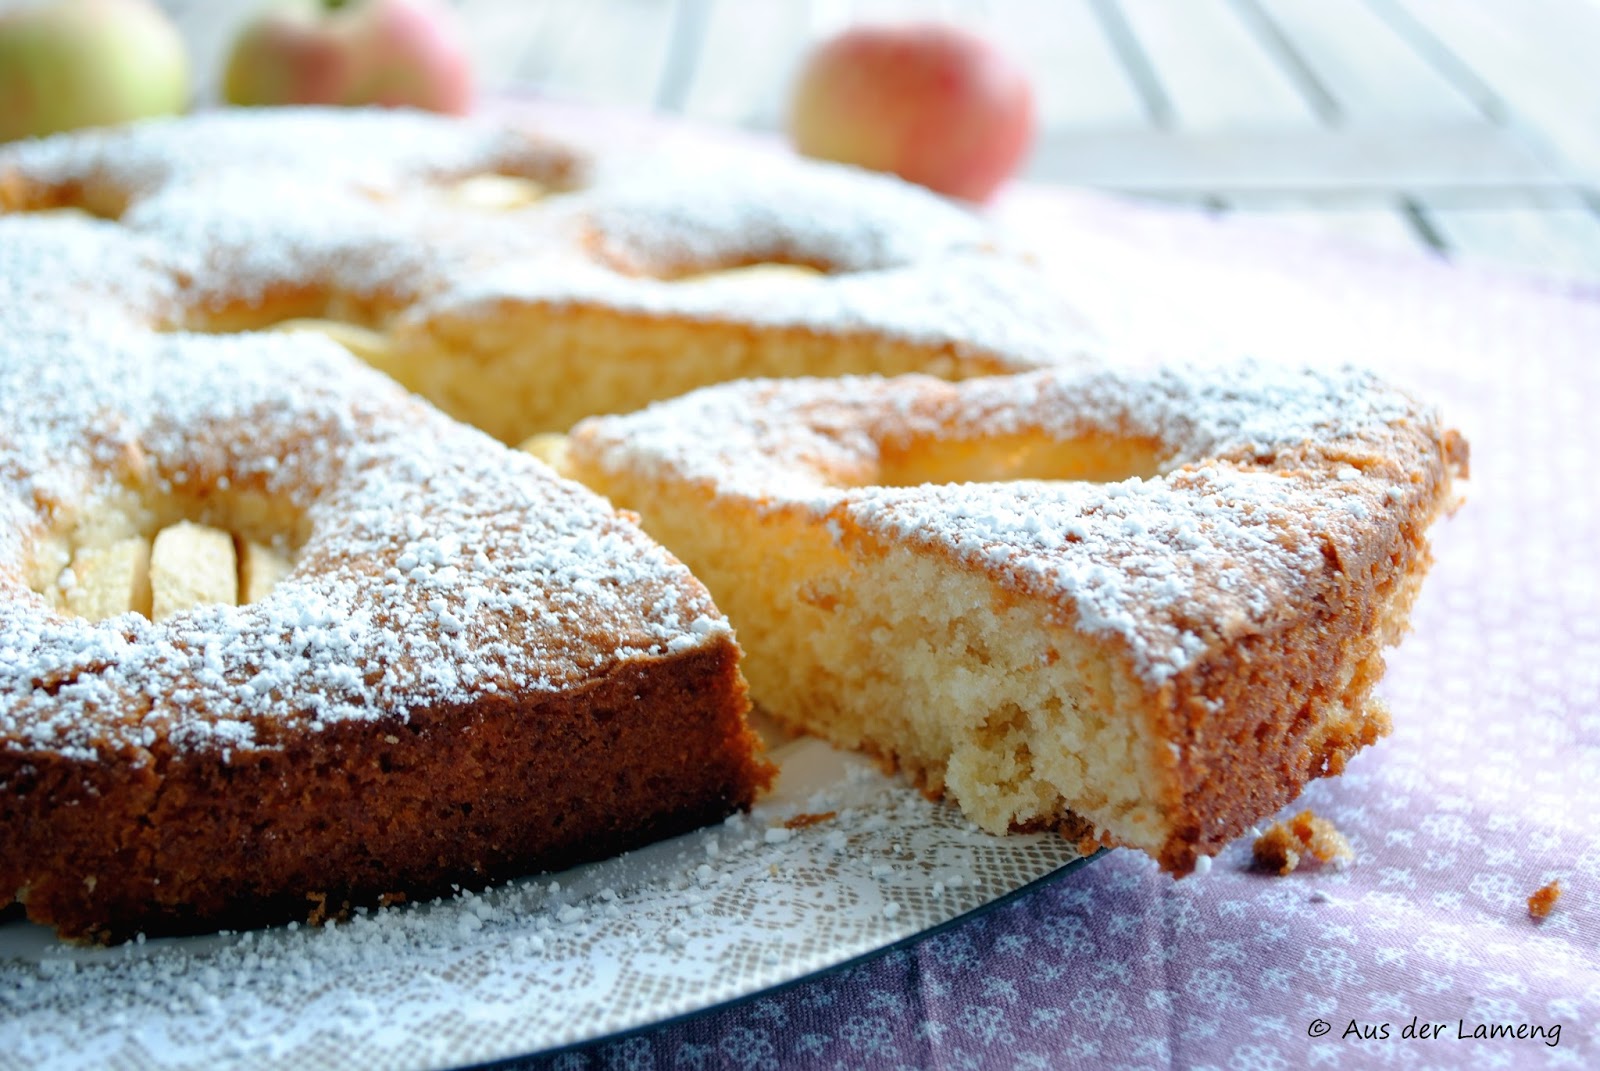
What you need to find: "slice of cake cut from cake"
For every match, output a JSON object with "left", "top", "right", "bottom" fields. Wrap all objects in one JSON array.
[{"left": 562, "top": 363, "right": 1467, "bottom": 873}]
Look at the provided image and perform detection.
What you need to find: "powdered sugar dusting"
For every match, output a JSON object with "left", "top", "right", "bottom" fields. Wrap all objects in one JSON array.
[
  {"left": 0, "top": 108, "right": 1089, "bottom": 361},
  {"left": 578, "top": 146, "right": 991, "bottom": 272},
  {"left": 0, "top": 223, "right": 730, "bottom": 759},
  {"left": 572, "top": 361, "right": 1454, "bottom": 684},
  {"left": 1, "top": 108, "right": 545, "bottom": 197},
  {"left": 0, "top": 213, "right": 181, "bottom": 330},
  {"left": 431, "top": 251, "right": 1091, "bottom": 370},
  {"left": 418, "top": 143, "right": 1096, "bottom": 365}
]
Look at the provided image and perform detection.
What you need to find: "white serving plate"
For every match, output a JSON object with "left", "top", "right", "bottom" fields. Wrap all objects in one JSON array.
[{"left": 0, "top": 724, "right": 1094, "bottom": 1071}]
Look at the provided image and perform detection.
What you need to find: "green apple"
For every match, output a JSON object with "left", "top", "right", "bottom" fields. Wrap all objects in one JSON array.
[{"left": 0, "top": 0, "right": 189, "bottom": 142}]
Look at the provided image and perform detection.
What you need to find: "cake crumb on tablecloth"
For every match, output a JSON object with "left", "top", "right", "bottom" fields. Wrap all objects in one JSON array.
[
  {"left": 1252, "top": 810, "right": 1353, "bottom": 876},
  {"left": 1528, "top": 879, "right": 1562, "bottom": 920}
]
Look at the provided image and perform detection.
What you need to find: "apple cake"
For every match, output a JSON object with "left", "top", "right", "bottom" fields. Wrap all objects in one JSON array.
[{"left": 0, "top": 109, "right": 1095, "bottom": 938}]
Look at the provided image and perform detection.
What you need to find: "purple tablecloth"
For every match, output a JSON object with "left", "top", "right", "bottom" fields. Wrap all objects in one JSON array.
[{"left": 509, "top": 177, "right": 1598, "bottom": 1070}]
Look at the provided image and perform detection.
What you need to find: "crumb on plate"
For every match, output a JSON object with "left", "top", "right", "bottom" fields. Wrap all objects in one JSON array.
[{"left": 783, "top": 811, "right": 838, "bottom": 829}]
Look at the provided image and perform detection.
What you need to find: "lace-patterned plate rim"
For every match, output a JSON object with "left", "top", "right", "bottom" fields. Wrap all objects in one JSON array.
[
  {"left": 464, "top": 850, "right": 1104, "bottom": 1071},
  {"left": 0, "top": 735, "right": 1098, "bottom": 1071}
]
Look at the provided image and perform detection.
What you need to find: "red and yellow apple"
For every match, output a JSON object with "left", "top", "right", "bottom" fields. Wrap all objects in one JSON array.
[
  {"left": 0, "top": 0, "right": 189, "bottom": 143},
  {"left": 788, "top": 23, "right": 1035, "bottom": 202},
  {"left": 223, "top": 0, "right": 472, "bottom": 115}
]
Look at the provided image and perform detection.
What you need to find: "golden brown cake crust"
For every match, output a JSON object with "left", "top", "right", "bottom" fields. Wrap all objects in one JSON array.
[
  {"left": 2, "top": 643, "right": 758, "bottom": 943},
  {"left": 1154, "top": 432, "right": 1455, "bottom": 872}
]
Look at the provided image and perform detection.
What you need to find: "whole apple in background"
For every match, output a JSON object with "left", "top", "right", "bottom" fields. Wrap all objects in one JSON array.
[
  {"left": 0, "top": 0, "right": 188, "bottom": 143},
  {"left": 223, "top": 0, "right": 472, "bottom": 114},
  {"left": 788, "top": 23, "right": 1034, "bottom": 203}
]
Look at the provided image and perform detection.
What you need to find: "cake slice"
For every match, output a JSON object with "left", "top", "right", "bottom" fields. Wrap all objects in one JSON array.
[{"left": 563, "top": 363, "right": 1467, "bottom": 873}]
